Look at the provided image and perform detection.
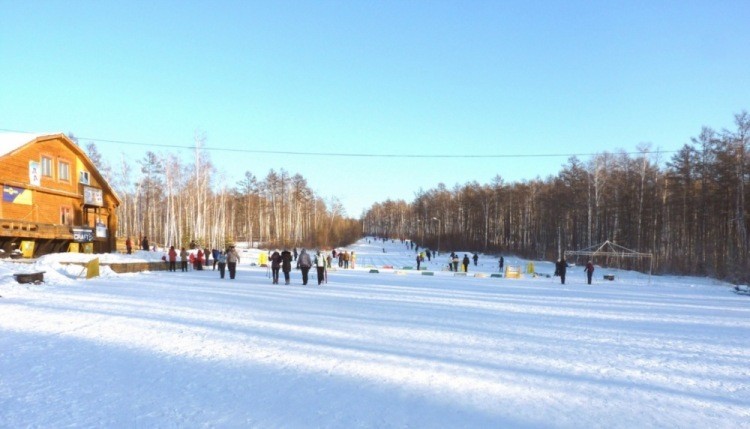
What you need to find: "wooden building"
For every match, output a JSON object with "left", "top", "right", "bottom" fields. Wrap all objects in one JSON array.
[{"left": 0, "top": 132, "right": 121, "bottom": 256}]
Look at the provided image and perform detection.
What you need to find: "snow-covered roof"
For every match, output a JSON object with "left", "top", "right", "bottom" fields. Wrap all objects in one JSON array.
[{"left": 0, "top": 132, "right": 62, "bottom": 158}]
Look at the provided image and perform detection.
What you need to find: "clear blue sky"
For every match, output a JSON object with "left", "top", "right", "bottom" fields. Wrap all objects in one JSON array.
[{"left": 2, "top": 0, "right": 749, "bottom": 216}]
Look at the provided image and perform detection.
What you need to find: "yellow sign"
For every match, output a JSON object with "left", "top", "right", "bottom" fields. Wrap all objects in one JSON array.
[
  {"left": 20, "top": 240, "right": 35, "bottom": 258},
  {"left": 86, "top": 258, "right": 100, "bottom": 279},
  {"left": 82, "top": 243, "right": 94, "bottom": 254},
  {"left": 258, "top": 252, "right": 268, "bottom": 267},
  {"left": 68, "top": 243, "right": 80, "bottom": 253}
]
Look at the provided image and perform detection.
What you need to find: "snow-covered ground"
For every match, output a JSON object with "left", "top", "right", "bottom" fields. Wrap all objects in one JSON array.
[{"left": 1, "top": 239, "right": 748, "bottom": 428}]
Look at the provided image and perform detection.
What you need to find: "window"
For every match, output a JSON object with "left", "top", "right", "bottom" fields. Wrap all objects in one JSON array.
[
  {"left": 79, "top": 170, "right": 90, "bottom": 185},
  {"left": 58, "top": 160, "right": 70, "bottom": 182},
  {"left": 41, "top": 156, "right": 53, "bottom": 177}
]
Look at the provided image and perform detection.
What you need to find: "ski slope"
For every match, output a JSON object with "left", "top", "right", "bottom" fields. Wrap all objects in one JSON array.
[{"left": 1, "top": 239, "right": 748, "bottom": 428}]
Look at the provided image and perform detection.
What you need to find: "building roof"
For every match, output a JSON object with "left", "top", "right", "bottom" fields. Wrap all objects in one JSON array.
[{"left": 0, "top": 132, "right": 61, "bottom": 158}]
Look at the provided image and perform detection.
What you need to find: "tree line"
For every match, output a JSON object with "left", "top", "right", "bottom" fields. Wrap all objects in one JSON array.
[
  {"left": 362, "top": 111, "right": 750, "bottom": 282},
  {"left": 85, "top": 132, "right": 361, "bottom": 251}
]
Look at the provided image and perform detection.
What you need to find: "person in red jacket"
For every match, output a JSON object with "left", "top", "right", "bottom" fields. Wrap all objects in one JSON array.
[
  {"left": 196, "top": 249, "right": 204, "bottom": 270},
  {"left": 167, "top": 246, "right": 178, "bottom": 272},
  {"left": 584, "top": 261, "right": 595, "bottom": 285}
]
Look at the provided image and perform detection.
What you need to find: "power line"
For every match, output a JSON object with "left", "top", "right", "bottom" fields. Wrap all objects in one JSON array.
[{"left": 0, "top": 128, "right": 678, "bottom": 159}]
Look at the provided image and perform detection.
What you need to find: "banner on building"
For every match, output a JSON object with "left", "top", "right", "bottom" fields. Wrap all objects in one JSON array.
[
  {"left": 29, "top": 161, "right": 41, "bottom": 186},
  {"left": 95, "top": 220, "right": 107, "bottom": 238},
  {"left": 83, "top": 186, "right": 103, "bottom": 207},
  {"left": 3, "top": 185, "right": 32, "bottom": 205},
  {"left": 73, "top": 227, "right": 94, "bottom": 242}
]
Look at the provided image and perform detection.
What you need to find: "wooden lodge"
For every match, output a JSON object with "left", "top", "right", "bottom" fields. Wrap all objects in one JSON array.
[{"left": 0, "top": 132, "right": 121, "bottom": 257}]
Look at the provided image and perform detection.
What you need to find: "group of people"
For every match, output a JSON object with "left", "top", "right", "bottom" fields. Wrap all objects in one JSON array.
[
  {"left": 555, "top": 259, "right": 595, "bottom": 284},
  {"left": 268, "top": 248, "right": 328, "bottom": 286},
  {"left": 164, "top": 245, "right": 241, "bottom": 279}
]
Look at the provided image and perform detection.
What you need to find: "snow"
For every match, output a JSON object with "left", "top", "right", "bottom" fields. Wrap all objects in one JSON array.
[{"left": 1, "top": 239, "right": 749, "bottom": 428}]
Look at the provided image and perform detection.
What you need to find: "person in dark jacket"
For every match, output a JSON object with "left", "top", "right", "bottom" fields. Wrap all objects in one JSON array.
[
  {"left": 556, "top": 259, "right": 568, "bottom": 284},
  {"left": 472, "top": 253, "right": 478, "bottom": 266},
  {"left": 416, "top": 254, "right": 421, "bottom": 271},
  {"left": 281, "top": 249, "right": 293, "bottom": 285},
  {"left": 584, "top": 261, "right": 595, "bottom": 285},
  {"left": 270, "top": 250, "right": 281, "bottom": 284},
  {"left": 141, "top": 236, "right": 149, "bottom": 251},
  {"left": 297, "top": 249, "right": 312, "bottom": 285},
  {"left": 462, "top": 254, "right": 470, "bottom": 273},
  {"left": 212, "top": 249, "right": 220, "bottom": 270}
]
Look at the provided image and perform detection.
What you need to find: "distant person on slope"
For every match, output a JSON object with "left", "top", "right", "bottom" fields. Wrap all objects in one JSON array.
[{"left": 462, "top": 254, "right": 470, "bottom": 272}]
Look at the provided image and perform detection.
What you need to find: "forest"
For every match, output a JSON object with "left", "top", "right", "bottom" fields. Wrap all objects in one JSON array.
[
  {"left": 84, "top": 133, "right": 361, "bottom": 252},
  {"left": 362, "top": 111, "right": 750, "bottom": 282}
]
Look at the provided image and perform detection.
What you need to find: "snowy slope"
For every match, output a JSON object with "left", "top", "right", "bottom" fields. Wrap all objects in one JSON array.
[{"left": 1, "top": 239, "right": 748, "bottom": 428}]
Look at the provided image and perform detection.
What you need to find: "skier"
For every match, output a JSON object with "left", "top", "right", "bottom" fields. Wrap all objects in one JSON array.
[
  {"left": 298, "top": 249, "right": 312, "bottom": 285},
  {"left": 584, "top": 261, "right": 595, "bottom": 285},
  {"left": 281, "top": 249, "right": 292, "bottom": 284},
  {"left": 270, "top": 249, "right": 281, "bottom": 284}
]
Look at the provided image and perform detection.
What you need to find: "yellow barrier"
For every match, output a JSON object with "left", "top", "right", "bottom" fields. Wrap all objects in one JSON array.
[{"left": 504, "top": 265, "right": 522, "bottom": 279}]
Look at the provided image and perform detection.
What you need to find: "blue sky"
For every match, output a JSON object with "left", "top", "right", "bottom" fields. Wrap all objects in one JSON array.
[{"left": 2, "top": 0, "right": 749, "bottom": 216}]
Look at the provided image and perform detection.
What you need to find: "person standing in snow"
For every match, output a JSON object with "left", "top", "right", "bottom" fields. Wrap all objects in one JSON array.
[
  {"left": 195, "top": 249, "right": 204, "bottom": 271},
  {"left": 141, "top": 236, "right": 149, "bottom": 251},
  {"left": 315, "top": 250, "right": 327, "bottom": 285},
  {"left": 226, "top": 246, "right": 240, "bottom": 280},
  {"left": 298, "top": 249, "right": 312, "bottom": 285},
  {"left": 167, "top": 246, "right": 177, "bottom": 272},
  {"left": 462, "top": 254, "right": 470, "bottom": 273},
  {"left": 416, "top": 254, "right": 421, "bottom": 271},
  {"left": 472, "top": 253, "right": 478, "bottom": 266},
  {"left": 499, "top": 256, "right": 504, "bottom": 272},
  {"left": 125, "top": 237, "right": 133, "bottom": 254},
  {"left": 270, "top": 249, "right": 281, "bottom": 284},
  {"left": 584, "top": 261, "right": 595, "bottom": 285},
  {"left": 180, "top": 247, "right": 189, "bottom": 272},
  {"left": 216, "top": 251, "right": 227, "bottom": 279},
  {"left": 281, "top": 249, "right": 293, "bottom": 285},
  {"left": 556, "top": 258, "right": 568, "bottom": 284},
  {"left": 212, "top": 249, "right": 220, "bottom": 270}
]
